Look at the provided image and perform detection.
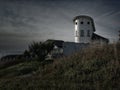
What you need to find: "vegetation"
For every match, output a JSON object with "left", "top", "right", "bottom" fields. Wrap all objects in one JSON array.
[
  {"left": 0, "top": 41, "right": 54, "bottom": 69},
  {"left": 27, "top": 41, "right": 54, "bottom": 61},
  {"left": 0, "top": 43, "right": 120, "bottom": 90}
]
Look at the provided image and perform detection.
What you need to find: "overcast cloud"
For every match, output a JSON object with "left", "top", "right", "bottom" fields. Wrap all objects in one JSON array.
[{"left": 0, "top": 0, "right": 120, "bottom": 57}]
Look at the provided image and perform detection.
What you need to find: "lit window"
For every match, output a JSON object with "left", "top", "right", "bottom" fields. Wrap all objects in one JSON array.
[
  {"left": 80, "top": 30, "right": 84, "bottom": 37},
  {"left": 81, "top": 21, "right": 83, "bottom": 24},
  {"left": 87, "top": 30, "right": 90, "bottom": 37}
]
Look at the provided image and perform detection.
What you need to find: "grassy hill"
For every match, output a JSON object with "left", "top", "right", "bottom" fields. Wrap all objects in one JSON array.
[{"left": 0, "top": 43, "right": 120, "bottom": 90}]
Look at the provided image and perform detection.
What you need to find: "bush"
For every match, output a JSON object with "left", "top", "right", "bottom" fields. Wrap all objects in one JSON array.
[{"left": 27, "top": 41, "right": 54, "bottom": 61}]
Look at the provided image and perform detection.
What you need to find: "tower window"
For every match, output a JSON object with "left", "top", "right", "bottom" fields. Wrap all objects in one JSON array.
[
  {"left": 80, "top": 30, "right": 84, "bottom": 37},
  {"left": 75, "top": 31, "right": 78, "bottom": 36},
  {"left": 81, "top": 21, "right": 83, "bottom": 24},
  {"left": 87, "top": 22, "right": 90, "bottom": 24},
  {"left": 87, "top": 30, "right": 90, "bottom": 37},
  {"left": 75, "top": 22, "right": 77, "bottom": 25}
]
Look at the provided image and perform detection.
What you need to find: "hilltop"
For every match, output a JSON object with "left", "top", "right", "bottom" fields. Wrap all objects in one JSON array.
[{"left": 0, "top": 43, "right": 120, "bottom": 90}]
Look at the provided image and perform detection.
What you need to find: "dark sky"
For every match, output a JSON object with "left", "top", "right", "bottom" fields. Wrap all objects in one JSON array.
[{"left": 0, "top": 0, "right": 120, "bottom": 57}]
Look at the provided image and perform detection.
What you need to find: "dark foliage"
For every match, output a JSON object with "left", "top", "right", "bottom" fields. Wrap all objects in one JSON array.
[{"left": 28, "top": 41, "right": 54, "bottom": 61}]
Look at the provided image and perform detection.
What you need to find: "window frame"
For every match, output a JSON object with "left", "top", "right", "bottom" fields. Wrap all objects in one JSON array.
[
  {"left": 87, "top": 22, "right": 90, "bottom": 24},
  {"left": 87, "top": 30, "right": 90, "bottom": 37},
  {"left": 81, "top": 21, "right": 83, "bottom": 24},
  {"left": 75, "top": 22, "right": 77, "bottom": 25},
  {"left": 75, "top": 31, "right": 78, "bottom": 37},
  {"left": 80, "top": 30, "right": 84, "bottom": 37}
]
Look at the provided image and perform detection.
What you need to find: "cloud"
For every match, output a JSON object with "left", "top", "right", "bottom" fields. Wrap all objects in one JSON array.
[{"left": 0, "top": 0, "right": 120, "bottom": 56}]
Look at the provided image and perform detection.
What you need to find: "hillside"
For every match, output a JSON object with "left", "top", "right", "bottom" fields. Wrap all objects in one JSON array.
[{"left": 0, "top": 43, "right": 120, "bottom": 90}]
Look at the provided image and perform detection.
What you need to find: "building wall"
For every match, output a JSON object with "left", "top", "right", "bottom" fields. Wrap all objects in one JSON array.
[
  {"left": 48, "top": 45, "right": 63, "bottom": 59},
  {"left": 92, "top": 39, "right": 108, "bottom": 45},
  {"left": 74, "top": 17, "right": 94, "bottom": 43},
  {"left": 63, "top": 42, "right": 89, "bottom": 56}
]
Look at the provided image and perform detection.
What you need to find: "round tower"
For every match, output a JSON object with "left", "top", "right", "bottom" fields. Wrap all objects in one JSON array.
[{"left": 73, "top": 15, "right": 96, "bottom": 43}]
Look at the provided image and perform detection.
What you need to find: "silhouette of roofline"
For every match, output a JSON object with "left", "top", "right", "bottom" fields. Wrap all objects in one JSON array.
[
  {"left": 73, "top": 15, "right": 94, "bottom": 22},
  {"left": 92, "top": 33, "right": 109, "bottom": 43}
]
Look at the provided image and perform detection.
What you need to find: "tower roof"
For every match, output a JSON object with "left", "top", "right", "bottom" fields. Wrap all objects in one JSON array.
[
  {"left": 91, "top": 33, "right": 109, "bottom": 43},
  {"left": 45, "top": 39, "right": 64, "bottom": 48},
  {"left": 73, "top": 15, "right": 94, "bottom": 22}
]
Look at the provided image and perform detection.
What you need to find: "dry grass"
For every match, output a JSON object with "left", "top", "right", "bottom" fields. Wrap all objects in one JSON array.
[{"left": 0, "top": 43, "right": 120, "bottom": 90}]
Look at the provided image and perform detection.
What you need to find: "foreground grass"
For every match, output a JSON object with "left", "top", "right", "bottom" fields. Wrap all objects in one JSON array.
[
  {"left": 0, "top": 61, "right": 41, "bottom": 78},
  {"left": 0, "top": 43, "right": 120, "bottom": 90}
]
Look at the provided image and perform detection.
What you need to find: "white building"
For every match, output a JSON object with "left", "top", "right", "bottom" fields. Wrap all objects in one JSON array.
[
  {"left": 63, "top": 42, "right": 89, "bottom": 56},
  {"left": 74, "top": 15, "right": 95, "bottom": 43},
  {"left": 47, "top": 15, "right": 109, "bottom": 58},
  {"left": 73, "top": 15, "right": 109, "bottom": 44}
]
